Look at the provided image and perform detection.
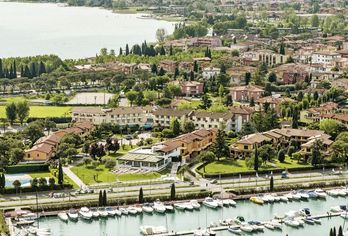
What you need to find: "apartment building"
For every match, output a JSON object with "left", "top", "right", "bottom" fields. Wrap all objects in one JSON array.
[
  {"left": 300, "top": 102, "right": 338, "bottom": 124},
  {"left": 229, "top": 85, "right": 264, "bottom": 102},
  {"left": 172, "top": 81, "right": 204, "bottom": 97},
  {"left": 71, "top": 107, "right": 151, "bottom": 127},
  {"left": 311, "top": 51, "right": 341, "bottom": 64}
]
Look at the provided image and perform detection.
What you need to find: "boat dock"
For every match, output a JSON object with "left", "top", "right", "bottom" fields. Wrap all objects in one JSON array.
[{"left": 153, "top": 212, "right": 342, "bottom": 236}]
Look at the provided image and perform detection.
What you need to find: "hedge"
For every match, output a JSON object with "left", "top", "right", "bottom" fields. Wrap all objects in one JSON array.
[
  {"left": 3, "top": 184, "right": 73, "bottom": 194},
  {"left": 27, "top": 117, "right": 72, "bottom": 124},
  {"left": 5, "top": 164, "right": 49, "bottom": 174}
]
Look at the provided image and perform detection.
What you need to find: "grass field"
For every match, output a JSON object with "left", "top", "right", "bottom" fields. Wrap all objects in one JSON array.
[
  {"left": 198, "top": 157, "right": 311, "bottom": 174},
  {"left": 29, "top": 171, "right": 79, "bottom": 189},
  {"left": 0, "top": 106, "right": 72, "bottom": 118},
  {"left": 116, "top": 172, "right": 161, "bottom": 181}
]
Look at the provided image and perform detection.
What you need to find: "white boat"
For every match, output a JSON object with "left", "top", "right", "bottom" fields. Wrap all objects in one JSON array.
[
  {"left": 284, "top": 219, "right": 300, "bottom": 227},
  {"left": 215, "top": 199, "right": 223, "bottom": 207},
  {"left": 98, "top": 208, "right": 108, "bottom": 218},
  {"left": 261, "top": 195, "right": 269, "bottom": 203},
  {"left": 120, "top": 208, "right": 129, "bottom": 215},
  {"left": 284, "top": 193, "right": 294, "bottom": 201},
  {"left": 19, "top": 213, "right": 39, "bottom": 220},
  {"left": 292, "top": 193, "right": 302, "bottom": 200},
  {"left": 127, "top": 207, "right": 138, "bottom": 215},
  {"left": 264, "top": 223, "right": 275, "bottom": 230},
  {"left": 240, "top": 224, "right": 254, "bottom": 233},
  {"left": 153, "top": 200, "right": 166, "bottom": 214},
  {"left": 58, "top": 212, "right": 68, "bottom": 222},
  {"left": 114, "top": 208, "right": 122, "bottom": 216},
  {"left": 35, "top": 228, "right": 51, "bottom": 236},
  {"left": 222, "top": 199, "right": 237, "bottom": 206},
  {"left": 202, "top": 197, "right": 219, "bottom": 209},
  {"left": 174, "top": 203, "right": 186, "bottom": 210},
  {"left": 67, "top": 209, "right": 78, "bottom": 221},
  {"left": 331, "top": 205, "right": 347, "bottom": 213},
  {"left": 341, "top": 212, "right": 348, "bottom": 219},
  {"left": 312, "top": 217, "right": 321, "bottom": 224},
  {"left": 271, "top": 193, "right": 280, "bottom": 202},
  {"left": 338, "top": 189, "right": 347, "bottom": 197},
  {"left": 298, "top": 191, "right": 309, "bottom": 200},
  {"left": 106, "top": 207, "right": 116, "bottom": 216},
  {"left": 91, "top": 208, "right": 100, "bottom": 218},
  {"left": 270, "top": 220, "right": 282, "bottom": 229},
  {"left": 264, "top": 194, "right": 275, "bottom": 203},
  {"left": 279, "top": 196, "right": 288, "bottom": 202},
  {"left": 79, "top": 207, "right": 92, "bottom": 220},
  {"left": 228, "top": 226, "right": 242, "bottom": 234},
  {"left": 314, "top": 189, "right": 327, "bottom": 199},
  {"left": 135, "top": 207, "right": 143, "bottom": 213},
  {"left": 140, "top": 225, "right": 168, "bottom": 235},
  {"left": 193, "top": 228, "right": 216, "bottom": 236},
  {"left": 184, "top": 202, "right": 194, "bottom": 211},
  {"left": 142, "top": 205, "right": 154, "bottom": 214},
  {"left": 327, "top": 189, "right": 339, "bottom": 197},
  {"left": 190, "top": 200, "right": 201, "bottom": 209}
]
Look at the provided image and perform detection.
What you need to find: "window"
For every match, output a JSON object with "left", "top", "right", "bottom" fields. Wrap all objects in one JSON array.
[{"left": 244, "top": 145, "right": 248, "bottom": 150}]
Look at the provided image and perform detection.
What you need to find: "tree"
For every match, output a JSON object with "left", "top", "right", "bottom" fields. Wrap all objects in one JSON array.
[
  {"left": 156, "top": 28, "right": 166, "bottom": 42},
  {"left": 339, "top": 226, "right": 343, "bottom": 236},
  {"left": 199, "top": 94, "right": 212, "bottom": 110},
  {"left": 249, "top": 97, "right": 255, "bottom": 107},
  {"left": 13, "top": 179, "right": 21, "bottom": 194},
  {"left": 311, "top": 139, "right": 322, "bottom": 166},
  {"left": 270, "top": 176, "right": 274, "bottom": 192},
  {"left": 58, "top": 161, "right": 63, "bottom": 186},
  {"left": 193, "top": 61, "right": 199, "bottom": 73},
  {"left": 23, "top": 122, "right": 44, "bottom": 144},
  {"left": 279, "top": 43, "right": 285, "bottom": 55},
  {"left": 0, "top": 173, "right": 5, "bottom": 193},
  {"left": 125, "top": 44, "right": 129, "bottom": 55},
  {"left": 198, "top": 151, "right": 216, "bottom": 172},
  {"left": 292, "top": 106, "right": 299, "bottom": 129},
  {"left": 277, "top": 149, "right": 286, "bottom": 163},
  {"left": 48, "top": 177, "right": 55, "bottom": 188},
  {"left": 125, "top": 90, "right": 138, "bottom": 106},
  {"left": 16, "top": 101, "right": 29, "bottom": 125},
  {"left": 139, "top": 187, "right": 144, "bottom": 203},
  {"left": 245, "top": 72, "right": 251, "bottom": 85},
  {"left": 182, "top": 121, "right": 195, "bottom": 133},
  {"left": 171, "top": 119, "right": 181, "bottom": 136},
  {"left": 170, "top": 183, "right": 175, "bottom": 200},
  {"left": 254, "top": 145, "right": 259, "bottom": 171},
  {"left": 320, "top": 119, "right": 347, "bottom": 139},
  {"left": 99, "top": 190, "right": 103, "bottom": 206},
  {"left": 213, "top": 130, "right": 230, "bottom": 160},
  {"left": 311, "top": 14, "right": 319, "bottom": 27},
  {"left": 5, "top": 102, "right": 16, "bottom": 125},
  {"left": 268, "top": 72, "right": 277, "bottom": 83},
  {"left": 103, "top": 190, "right": 107, "bottom": 206}
]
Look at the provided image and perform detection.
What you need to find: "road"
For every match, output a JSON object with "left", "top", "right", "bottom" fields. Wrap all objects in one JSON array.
[{"left": 62, "top": 166, "right": 86, "bottom": 188}]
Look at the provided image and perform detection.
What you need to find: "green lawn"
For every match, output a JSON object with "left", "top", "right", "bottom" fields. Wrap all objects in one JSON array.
[
  {"left": 29, "top": 171, "right": 79, "bottom": 189},
  {"left": 71, "top": 165, "right": 116, "bottom": 185},
  {"left": 116, "top": 172, "right": 161, "bottom": 181},
  {"left": 0, "top": 106, "right": 72, "bottom": 118},
  {"left": 198, "top": 157, "right": 311, "bottom": 175}
]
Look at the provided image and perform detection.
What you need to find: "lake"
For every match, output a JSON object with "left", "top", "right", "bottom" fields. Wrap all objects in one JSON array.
[
  {"left": 37, "top": 195, "right": 348, "bottom": 236},
  {"left": 0, "top": 2, "right": 175, "bottom": 59}
]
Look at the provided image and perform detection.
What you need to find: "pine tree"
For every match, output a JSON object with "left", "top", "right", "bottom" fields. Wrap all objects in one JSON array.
[
  {"left": 58, "top": 161, "right": 63, "bottom": 186},
  {"left": 159, "top": 46, "right": 166, "bottom": 55},
  {"left": 190, "top": 71, "right": 194, "bottom": 81},
  {"left": 174, "top": 67, "right": 179, "bottom": 79},
  {"left": 254, "top": 145, "right": 259, "bottom": 171},
  {"left": 30, "top": 62, "right": 37, "bottom": 78},
  {"left": 99, "top": 190, "right": 103, "bottom": 206},
  {"left": 38, "top": 62, "right": 46, "bottom": 75},
  {"left": 270, "top": 176, "right": 274, "bottom": 192},
  {"left": 103, "top": 190, "right": 107, "bottom": 206},
  {"left": 245, "top": 72, "right": 251, "bottom": 85},
  {"left": 151, "top": 64, "right": 158, "bottom": 74},
  {"left": 169, "top": 45, "right": 173, "bottom": 56},
  {"left": 125, "top": 44, "right": 129, "bottom": 55},
  {"left": 139, "top": 187, "right": 144, "bottom": 203},
  {"left": 213, "top": 129, "right": 230, "bottom": 160},
  {"left": 24, "top": 65, "right": 31, "bottom": 78},
  {"left": 20, "top": 66, "right": 24, "bottom": 77},
  {"left": 13, "top": 61, "right": 17, "bottom": 78},
  {"left": 193, "top": 61, "right": 198, "bottom": 72},
  {"left": 170, "top": 183, "right": 175, "bottom": 200},
  {"left": 9, "top": 65, "right": 13, "bottom": 79},
  {"left": 158, "top": 67, "right": 165, "bottom": 76}
]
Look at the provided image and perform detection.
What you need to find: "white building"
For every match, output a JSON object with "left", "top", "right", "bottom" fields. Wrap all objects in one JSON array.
[
  {"left": 311, "top": 51, "right": 341, "bottom": 64},
  {"left": 202, "top": 67, "right": 220, "bottom": 79}
]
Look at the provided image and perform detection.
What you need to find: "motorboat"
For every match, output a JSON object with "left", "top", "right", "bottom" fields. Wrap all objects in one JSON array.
[
  {"left": 279, "top": 196, "right": 288, "bottom": 202},
  {"left": 142, "top": 204, "right": 154, "bottom": 214},
  {"left": 79, "top": 207, "right": 92, "bottom": 220},
  {"left": 35, "top": 228, "right": 51, "bottom": 236},
  {"left": 304, "top": 218, "right": 315, "bottom": 225},
  {"left": 135, "top": 206, "right": 143, "bottom": 213},
  {"left": 298, "top": 190, "right": 309, "bottom": 200},
  {"left": 203, "top": 197, "right": 219, "bottom": 209},
  {"left": 215, "top": 199, "right": 223, "bottom": 207},
  {"left": 127, "top": 206, "right": 139, "bottom": 215},
  {"left": 250, "top": 196, "right": 264, "bottom": 205},
  {"left": 164, "top": 204, "right": 174, "bottom": 212},
  {"left": 19, "top": 212, "right": 39, "bottom": 220},
  {"left": 153, "top": 200, "right": 166, "bottom": 213},
  {"left": 264, "top": 194, "right": 275, "bottom": 203},
  {"left": 220, "top": 218, "right": 234, "bottom": 226},
  {"left": 300, "top": 208, "right": 311, "bottom": 216},
  {"left": 190, "top": 200, "right": 201, "bottom": 209},
  {"left": 291, "top": 192, "right": 302, "bottom": 200},
  {"left": 270, "top": 220, "right": 282, "bottom": 229},
  {"left": 174, "top": 203, "right": 186, "bottom": 210},
  {"left": 58, "top": 212, "right": 68, "bottom": 222},
  {"left": 184, "top": 202, "right": 194, "bottom": 211},
  {"left": 330, "top": 205, "right": 347, "bottom": 213},
  {"left": 284, "top": 219, "right": 300, "bottom": 227},
  {"left": 261, "top": 195, "right": 269, "bottom": 203},
  {"left": 264, "top": 223, "right": 275, "bottom": 230},
  {"left": 140, "top": 225, "right": 168, "bottom": 235},
  {"left": 240, "top": 223, "right": 254, "bottom": 233},
  {"left": 327, "top": 189, "right": 339, "bottom": 197},
  {"left": 311, "top": 217, "right": 321, "bottom": 224},
  {"left": 120, "top": 208, "right": 129, "bottom": 215},
  {"left": 106, "top": 207, "right": 116, "bottom": 216},
  {"left": 91, "top": 208, "right": 100, "bottom": 218},
  {"left": 307, "top": 191, "right": 318, "bottom": 198},
  {"left": 271, "top": 193, "right": 280, "bottom": 202},
  {"left": 274, "top": 213, "right": 285, "bottom": 219},
  {"left": 248, "top": 221, "right": 264, "bottom": 232},
  {"left": 314, "top": 189, "right": 327, "bottom": 199},
  {"left": 228, "top": 226, "right": 242, "bottom": 234},
  {"left": 194, "top": 228, "right": 216, "bottom": 236},
  {"left": 337, "top": 189, "right": 347, "bottom": 197},
  {"left": 67, "top": 209, "right": 78, "bottom": 221},
  {"left": 295, "top": 218, "right": 305, "bottom": 226},
  {"left": 234, "top": 216, "right": 246, "bottom": 224},
  {"left": 341, "top": 212, "right": 348, "bottom": 219},
  {"left": 114, "top": 208, "right": 122, "bottom": 216},
  {"left": 284, "top": 193, "right": 294, "bottom": 201},
  {"left": 98, "top": 208, "right": 108, "bottom": 218}
]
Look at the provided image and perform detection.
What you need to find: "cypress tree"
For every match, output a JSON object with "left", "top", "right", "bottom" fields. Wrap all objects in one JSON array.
[
  {"left": 58, "top": 161, "right": 63, "bottom": 186},
  {"left": 13, "top": 61, "right": 16, "bottom": 78},
  {"left": 158, "top": 67, "right": 165, "bottom": 76},
  {"left": 119, "top": 47, "right": 123, "bottom": 56},
  {"left": 330, "top": 228, "right": 333, "bottom": 236},
  {"left": 38, "top": 62, "right": 46, "bottom": 75},
  {"left": 254, "top": 145, "right": 259, "bottom": 171},
  {"left": 193, "top": 61, "right": 198, "bottom": 72},
  {"left": 99, "top": 190, "right": 103, "bottom": 206},
  {"left": 159, "top": 46, "right": 166, "bottom": 55},
  {"left": 174, "top": 67, "right": 179, "bottom": 79},
  {"left": 139, "top": 187, "right": 144, "bottom": 203},
  {"left": 339, "top": 226, "right": 343, "bottom": 236},
  {"left": 151, "top": 64, "right": 157, "bottom": 74},
  {"left": 0, "top": 59, "right": 3, "bottom": 78},
  {"left": 103, "top": 190, "right": 107, "bottom": 206},
  {"left": 24, "top": 65, "right": 31, "bottom": 78},
  {"left": 169, "top": 45, "right": 173, "bottom": 56},
  {"left": 125, "top": 44, "right": 129, "bottom": 55},
  {"left": 204, "top": 47, "right": 209, "bottom": 57},
  {"left": 20, "top": 66, "right": 24, "bottom": 78},
  {"left": 334, "top": 227, "right": 337, "bottom": 236},
  {"left": 270, "top": 176, "right": 274, "bottom": 192},
  {"left": 9, "top": 65, "right": 13, "bottom": 79},
  {"left": 170, "top": 183, "right": 175, "bottom": 200},
  {"left": 30, "top": 62, "right": 37, "bottom": 78},
  {"left": 190, "top": 71, "right": 194, "bottom": 81}
]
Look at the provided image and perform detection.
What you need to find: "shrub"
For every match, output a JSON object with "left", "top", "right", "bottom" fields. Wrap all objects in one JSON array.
[{"left": 105, "top": 159, "right": 116, "bottom": 169}]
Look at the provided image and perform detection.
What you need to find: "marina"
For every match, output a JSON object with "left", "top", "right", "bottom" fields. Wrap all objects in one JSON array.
[{"left": 11, "top": 188, "right": 348, "bottom": 236}]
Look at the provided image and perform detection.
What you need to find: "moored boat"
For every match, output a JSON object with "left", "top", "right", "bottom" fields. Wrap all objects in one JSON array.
[
  {"left": 203, "top": 197, "right": 218, "bottom": 209},
  {"left": 67, "top": 209, "right": 78, "bottom": 221},
  {"left": 106, "top": 207, "right": 116, "bottom": 216},
  {"left": 140, "top": 225, "right": 168, "bottom": 235},
  {"left": 190, "top": 200, "right": 201, "bottom": 209},
  {"left": 228, "top": 226, "right": 242, "bottom": 234},
  {"left": 79, "top": 207, "right": 92, "bottom": 220},
  {"left": 142, "top": 204, "right": 154, "bottom": 214},
  {"left": 250, "top": 196, "right": 264, "bottom": 205},
  {"left": 58, "top": 212, "right": 68, "bottom": 222}
]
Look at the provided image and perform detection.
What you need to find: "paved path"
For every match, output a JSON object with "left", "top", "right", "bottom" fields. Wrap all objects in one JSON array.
[{"left": 63, "top": 166, "right": 86, "bottom": 188}]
